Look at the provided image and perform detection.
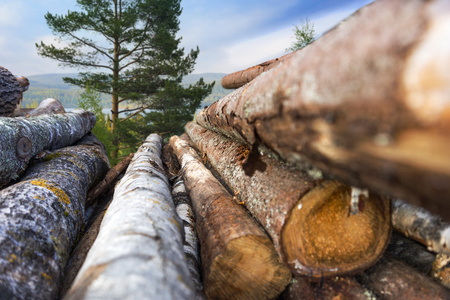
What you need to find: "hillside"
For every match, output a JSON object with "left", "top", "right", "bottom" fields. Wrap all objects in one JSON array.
[{"left": 22, "top": 73, "right": 232, "bottom": 109}]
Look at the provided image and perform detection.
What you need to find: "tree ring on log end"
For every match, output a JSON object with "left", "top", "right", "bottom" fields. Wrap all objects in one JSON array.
[
  {"left": 281, "top": 180, "right": 391, "bottom": 278},
  {"left": 16, "top": 136, "right": 33, "bottom": 160}
]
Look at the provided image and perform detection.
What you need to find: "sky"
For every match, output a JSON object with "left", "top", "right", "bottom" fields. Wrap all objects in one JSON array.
[{"left": 0, "top": 0, "right": 373, "bottom": 77}]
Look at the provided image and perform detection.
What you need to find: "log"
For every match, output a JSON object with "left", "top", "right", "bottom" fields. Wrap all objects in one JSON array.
[
  {"left": 313, "top": 277, "right": 375, "bottom": 300},
  {"left": 13, "top": 98, "right": 66, "bottom": 117},
  {"left": 171, "top": 175, "right": 204, "bottom": 298},
  {"left": 391, "top": 198, "right": 450, "bottom": 254},
  {"left": 85, "top": 152, "right": 134, "bottom": 205},
  {"left": 65, "top": 134, "right": 197, "bottom": 300},
  {"left": 0, "top": 66, "right": 29, "bottom": 117},
  {"left": 357, "top": 255, "right": 450, "bottom": 299},
  {"left": 195, "top": 0, "right": 450, "bottom": 221},
  {"left": 170, "top": 134, "right": 291, "bottom": 300},
  {"left": 221, "top": 51, "right": 296, "bottom": 89},
  {"left": 281, "top": 277, "right": 315, "bottom": 300},
  {"left": 432, "top": 253, "right": 450, "bottom": 289},
  {"left": 0, "top": 109, "right": 96, "bottom": 187},
  {"left": 0, "top": 134, "right": 109, "bottom": 299},
  {"left": 186, "top": 122, "right": 391, "bottom": 278}
]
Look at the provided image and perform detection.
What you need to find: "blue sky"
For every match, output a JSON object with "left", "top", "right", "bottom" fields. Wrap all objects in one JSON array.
[{"left": 0, "top": 0, "right": 372, "bottom": 76}]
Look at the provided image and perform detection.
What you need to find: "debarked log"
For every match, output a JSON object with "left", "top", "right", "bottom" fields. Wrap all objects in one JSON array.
[
  {"left": 221, "top": 51, "right": 297, "bottom": 89},
  {"left": 65, "top": 134, "right": 197, "bottom": 300},
  {"left": 196, "top": 0, "right": 450, "bottom": 221},
  {"left": 0, "top": 134, "right": 109, "bottom": 300},
  {"left": 391, "top": 198, "right": 450, "bottom": 254},
  {"left": 0, "top": 109, "right": 96, "bottom": 187},
  {"left": 357, "top": 255, "right": 450, "bottom": 299},
  {"left": 170, "top": 135, "right": 291, "bottom": 300},
  {"left": 186, "top": 122, "right": 391, "bottom": 278}
]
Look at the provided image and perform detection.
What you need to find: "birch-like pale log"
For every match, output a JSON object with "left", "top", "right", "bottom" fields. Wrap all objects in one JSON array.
[
  {"left": 65, "top": 134, "right": 196, "bottom": 300},
  {"left": 0, "top": 134, "right": 109, "bottom": 300},
  {"left": 358, "top": 255, "right": 450, "bottom": 300},
  {"left": 186, "top": 122, "right": 391, "bottom": 278},
  {"left": 196, "top": 0, "right": 450, "bottom": 221},
  {"left": 221, "top": 51, "right": 296, "bottom": 89},
  {"left": 13, "top": 98, "right": 66, "bottom": 117},
  {"left": 170, "top": 134, "right": 292, "bottom": 300},
  {"left": 0, "top": 109, "right": 96, "bottom": 187},
  {"left": 392, "top": 198, "right": 450, "bottom": 254}
]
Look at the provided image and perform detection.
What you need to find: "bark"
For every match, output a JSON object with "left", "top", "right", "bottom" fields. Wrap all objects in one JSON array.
[
  {"left": 313, "top": 277, "right": 375, "bottom": 300},
  {"left": 357, "top": 255, "right": 450, "bottom": 300},
  {"left": 13, "top": 98, "right": 66, "bottom": 117},
  {"left": 186, "top": 122, "right": 391, "bottom": 278},
  {"left": 221, "top": 51, "right": 296, "bottom": 89},
  {"left": 171, "top": 175, "right": 205, "bottom": 299},
  {"left": 85, "top": 153, "right": 134, "bottom": 205},
  {"left": 0, "top": 134, "right": 109, "bottom": 300},
  {"left": 65, "top": 134, "right": 196, "bottom": 300},
  {"left": 170, "top": 135, "right": 291, "bottom": 300},
  {"left": 196, "top": 0, "right": 450, "bottom": 221},
  {"left": 281, "top": 277, "right": 315, "bottom": 300},
  {"left": 0, "top": 109, "right": 96, "bottom": 187},
  {"left": 0, "top": 66, "right": 29, "bottom": 117},
  {"left": 391, "top": 198, "right": 450, "bottom": 254},
  {"left": 432, "top": 253, "right": 450, "bottom": 289}
]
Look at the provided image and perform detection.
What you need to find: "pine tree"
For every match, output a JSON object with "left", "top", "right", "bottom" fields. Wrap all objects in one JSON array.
[{"left": 36, "top": 0, "right": 212, "bottom": 159}]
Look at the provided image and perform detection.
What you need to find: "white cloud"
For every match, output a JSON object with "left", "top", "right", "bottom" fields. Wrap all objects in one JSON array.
[{"left": 0, "top": 1, "right": 26, "bottom": 26}]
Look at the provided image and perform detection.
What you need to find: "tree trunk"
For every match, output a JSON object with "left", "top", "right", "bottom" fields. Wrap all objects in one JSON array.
[
  {"left": 186, "top": 122, "right": 391, "bottom": 278},
  {"left": 13, "top": 98, "right": 66, "bottom": 117},
  {"left": 220, "top": 51, "right": 296, "bottom": 89},
  {"left": 195, "top": 0, "right": 450, "bottom": 221},
  {"left": 391, "top": 198, "right": 450, "bottom": 254},
  {"left": 64, "top": 134, "right": 197, "bottom": 300},
  {"left": 85, "top": 152, "right": 134, "bottom": 205},
  {"left": 357, "top": 255, "right": 450, "bottom": 300},
  {"left": 0, "top": 134, "right": 109, "bottom": 300},
  {"left": 0, "top": 109, "right": 96, "bottom": 187},
  {"left": 169, "top": 135, "right": 292, "bottom": 300}
]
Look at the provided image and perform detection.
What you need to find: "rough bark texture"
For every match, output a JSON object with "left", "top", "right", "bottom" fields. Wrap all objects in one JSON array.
[
  {"left": 196, "top": 0, "right": 450, "bottom": 221},
  {"left": 13, "top": 98, "right": 66, "bottom": 117},
  {"left": 85, "top": 153, "right": 134, "bottom": 205},
  {"left": 357, "top": 255, "right": 450, "bottom": 299},
  {"left": 432, "top": 253, "right": 450, "bottom": 289},
  {"left": 65, "top": 134, "right": 196, "bottom": 300},
  {"left": 281, "top": 277, "right": 315, "bottom": 300},
  {"left": 170, "top": 134, "right": 291, "bottom": 300},
  {"left": 392, "top": 198, "right": 450, "bottom": 254},
  {"left": 186, "top": 122, "right": 391, "bottom": 278},
  {"left": 0, "top": 134, "right": 109, "bottom": 300},
  {"left": 0, "top": 109, "right": 96, "bottom": 187},
  {"left": 313, "top": 277, "right": 375, "bottom": 300},
  {"left": 221, "top": 52, "right": 296, "bottom": 89},
  {"left": 0, "top": 66, "right": 29, "bottom": 117},
  {"left": 172, "top": 175, "right": 205, "bottom": 299}
]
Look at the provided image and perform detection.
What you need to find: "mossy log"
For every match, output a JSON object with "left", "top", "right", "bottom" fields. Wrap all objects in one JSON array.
[
  {"left": 0, "top": 109, "right": 96, "bottom": 187},
  {"left": 196, "top": 0, "right": 450, "bottom": 221},
  {"left": 358, "top": 255, "right": 450, "bottom": 299},
  {"left": 65, "top": 134, "right": 197, "bottom": 300},
  {"left": 221, "top": 51, "right": 296, "bottom": 89},
  {"left": 0, "top": 134, "right": 109, "bottom": 300},
  {"left": 186, "top": 122, "right": 391, "bottom": 278},
  {"left": 170, "top": 135, "right": 291, "bottom": 300},
  {"left": 392, "top": 198, "right": 450, "bottom": 254}
]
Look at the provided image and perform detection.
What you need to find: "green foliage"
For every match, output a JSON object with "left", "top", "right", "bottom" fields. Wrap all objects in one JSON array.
[
  {"left": 286, "top": 18, "right": 316, "bottom": 53},
  {"left": 77, "top": 84, "right": 116, "bottom": 164}
]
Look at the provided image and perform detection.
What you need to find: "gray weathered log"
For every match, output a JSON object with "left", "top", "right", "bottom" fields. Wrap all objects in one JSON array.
[
  {"left": 0, "top": 109, "right": 96, "bottom": 187},
  {"left": 0, "top": 134, "right": 109, "bottom": 300},
  {"left": 0, "top": 66, "right": 29, "bottom": 117},
  {"left": 392, "top": 198, "right": 450, "bottom": 254},
  {"left": 65, "top": 134, "right": 196, "bottom": 300},
  {"left": 221, "top": 51, "right": 296, "bottom": 89},
  {"left": 170, "top": 134, "right": 292, "bottom": 300},
  {"left": 196, "top": 0, "right": 450, "bottom": 221},
  {"left": 171, "top": 175, "right": 204, "bottom": 299},
  {"left": 186, "top": 122, "right": 391, "bottom": 278},
  {"left": 357, "top": 255, "right": 450, "bottom": 299},
  {"left": 13, "top": 98, "right": 66, "bottom": 117}
]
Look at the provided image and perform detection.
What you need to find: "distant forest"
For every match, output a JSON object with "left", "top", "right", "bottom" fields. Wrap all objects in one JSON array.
[{"left": 22, "top": 73, "right": 232, "bottom": 109}]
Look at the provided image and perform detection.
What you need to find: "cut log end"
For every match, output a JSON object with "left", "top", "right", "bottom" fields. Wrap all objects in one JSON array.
[
  {"left": 282, "top": 181, "right": 391, "bottom": 278},
  {"left": 205, "top": 235, "right": 291, "bottom": 300}
]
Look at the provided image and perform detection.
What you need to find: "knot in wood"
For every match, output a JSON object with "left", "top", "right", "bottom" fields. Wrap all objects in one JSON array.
[{"left": 16, "top": 136, "right": 32, "bottom": 160}]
